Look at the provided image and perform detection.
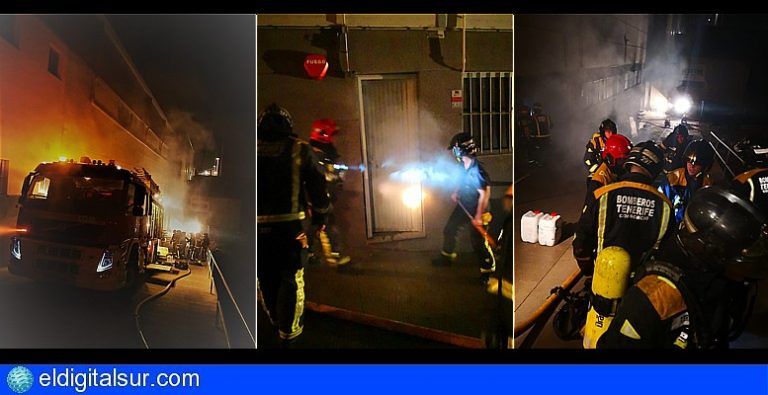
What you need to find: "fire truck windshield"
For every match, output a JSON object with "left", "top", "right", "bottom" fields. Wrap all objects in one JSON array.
[{"left": 25, "top": 173, "right": 128, "bottom": 216}]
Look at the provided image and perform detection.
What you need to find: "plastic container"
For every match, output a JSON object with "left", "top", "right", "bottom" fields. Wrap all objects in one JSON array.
[
  {"left": 538, "top": 212, "right": 562, "bottom": 247},
  {"left": 521, "top": 210, "right": 544, "bottom": 243}
]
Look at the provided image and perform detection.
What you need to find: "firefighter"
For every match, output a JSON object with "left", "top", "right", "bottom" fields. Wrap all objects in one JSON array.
[
  {"left": 598, "top": 187, "right": 767, "bottom": 349},
  {"left": 573, "top": 141, "right": 674, "bottom": 276},
  {"left": 729, "top": 138, "right": 768, "bottom": 275},
  {"left": 660, "top": 139, "right": 715, "bottom": 224},
  {"left": 170, "top": 230, "right": 181, "bottom": 258},
  {"left": 201, "top": 233, "right": 211, "bottom": 262},
  {"left": 584, "top": 119, "right": 617, "bottom": 175},
  {"left": 660, "top": 123, "right": 692, "bottom": 173},
  {"left": 437, "top": 132, "right": 495, "bottom": 284},
  {"left": 257, "top": 103, "right": 331, "bottom": 345},
  {"left": 484, "top": 184, "right": 514, "bottom": 349},
  {"left": 531, "top": 102, "right": 553, "bottom": 140},
  {"left": 307, "top": 118, "right": 350, "bottom": 266},
  {"left": 731, "top": 137, "right": 768, "bottom": 214},
  {"left": 516, "top": 104, "right": 539, "bottom": 166},
  {"left": 581, "top": 134, "right": 633, "bottom": 215}
]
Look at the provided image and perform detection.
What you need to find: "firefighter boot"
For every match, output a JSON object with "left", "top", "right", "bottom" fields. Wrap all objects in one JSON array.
[
  {"left": 318, "top": 229, "right": 350, "bottom": 267},
  {"left": 327, "top": 252, "right": 351, "bottom": 267},
  {"left": 432, "top": 251, "right": 457, "bottom": 266}
]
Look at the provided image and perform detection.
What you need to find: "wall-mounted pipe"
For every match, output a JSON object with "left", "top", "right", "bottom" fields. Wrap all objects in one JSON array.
[
  {"left": 341, "top": 14, "right": 351, "bottom": 75},
  {"left": 462, "top": 14, "right": 467, "bottom": 74}
]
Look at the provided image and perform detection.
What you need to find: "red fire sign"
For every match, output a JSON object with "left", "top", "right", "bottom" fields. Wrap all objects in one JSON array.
[{"left": 304, "top": 54, "right": 329, "bottom": 80}]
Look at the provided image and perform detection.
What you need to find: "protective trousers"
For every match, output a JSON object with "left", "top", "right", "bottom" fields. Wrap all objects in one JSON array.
[
  {"left": 257, "top": 220, "right": 307, "bottom": 341},
  {"left": 442, "top": 205, "right": 495, "bottom": 274}
]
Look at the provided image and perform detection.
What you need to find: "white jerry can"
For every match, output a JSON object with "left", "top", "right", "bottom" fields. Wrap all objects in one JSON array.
[
  {"left": 538, "top": 212, "right": 562, "bottom": 247},
  {"left": 520, "top": 210, "right": 544, "bottom": 243}
]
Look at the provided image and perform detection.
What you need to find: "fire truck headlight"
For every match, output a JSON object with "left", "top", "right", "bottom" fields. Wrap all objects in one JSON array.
[
  {"left": 96, "top": 250, "right": 114, "bottom": 273},
  {"left": 11, "top": 238, "right": 21, "bottom": 260},
  {"left": 673, "top": 96, "right": 692, "bottom": 114}
]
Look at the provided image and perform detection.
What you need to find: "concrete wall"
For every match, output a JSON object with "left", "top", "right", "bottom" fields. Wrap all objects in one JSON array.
[
  {"left": 516, "top": 15, "right": 650, "bottom": 167},
  {"left": 258, "top": 24, "right": 512, "bottom": 251},
  {"left": 258, "top": 14, "right": 513, "bottom": 30},
  {"left": 0, "top": 16, "right": 185, "bottom": 197},
  {"left": 0, "top": 15, "right": 196, "bottom": 266}
]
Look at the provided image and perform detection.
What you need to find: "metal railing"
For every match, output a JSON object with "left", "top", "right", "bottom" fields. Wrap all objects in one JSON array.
[
  {"left": 707, "top": 131, "right": 745, "bottom": 179},
  {"left": 208, "top": 250, "right": 256, "bottom": 348}
]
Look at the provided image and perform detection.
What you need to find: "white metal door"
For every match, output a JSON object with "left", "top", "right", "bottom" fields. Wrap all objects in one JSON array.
[{"left": 358, "top": 75, "right": 424, "bottom": 238}]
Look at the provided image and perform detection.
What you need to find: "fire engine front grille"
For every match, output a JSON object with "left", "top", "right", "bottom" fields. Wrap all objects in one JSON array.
[
  {"left": 35, "top": 259, "right": 79, "bottom": 275},
  {"left": 37, "top": 245, "right": 82, "bottom": 260}
]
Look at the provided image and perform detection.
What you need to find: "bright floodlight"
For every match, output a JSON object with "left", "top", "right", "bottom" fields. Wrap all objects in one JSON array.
[
  {"left": 674, "top": 96, "right": 692, "bottom": 114},
  {"left": 650, "top": 95, "right": 670, "bottom": 113},
  {"left": 402, "top": 186, "right": 423, "bottom": 209}
]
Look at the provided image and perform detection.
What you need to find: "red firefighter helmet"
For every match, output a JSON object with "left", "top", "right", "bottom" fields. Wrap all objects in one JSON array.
[
  {"left": 602, "top": 134, "right": 632, "bottom": 166},
  {"left": 310, "top": 118, "right": 340, "bottom": 144}
]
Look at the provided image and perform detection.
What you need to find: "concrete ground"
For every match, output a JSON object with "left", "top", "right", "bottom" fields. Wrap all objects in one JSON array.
[
  {"left": 0, "top": 257, "right": 227, "bottom": 348},
  {"left": 257, "top": 244, "right": 507, "bottom": 348},
  {"left": 514, "top": 113, "right": 768, "bottom": 349}
]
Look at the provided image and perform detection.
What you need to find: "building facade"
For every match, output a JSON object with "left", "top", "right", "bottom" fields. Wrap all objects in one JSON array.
[
  {"left": 515, "top": 15, "right": 650, "bottom": 157},
  {"left": 258, "top": 14, "right": 513, "bottom": 251},
  {"left": 0, "top": 15, "right": 194, "bottom": 203}
]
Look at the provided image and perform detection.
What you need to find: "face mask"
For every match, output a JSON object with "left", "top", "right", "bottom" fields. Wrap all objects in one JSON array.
[{"left": 452, "top": 146, "right": 463, "bottom": 162}]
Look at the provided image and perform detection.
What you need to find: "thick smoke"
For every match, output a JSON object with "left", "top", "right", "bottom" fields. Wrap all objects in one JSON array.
[
  {"left": 517, "top": 15, "right": 686, "bottom": 172},
  {"left": 166, "top": 109, "right": 218, "bottom": 161},
  {"left": 161, "top": 109, "right": 218, "bottom": 235},
  {"left": 383, "top": 109, "right": 468, "bottom": 209}
]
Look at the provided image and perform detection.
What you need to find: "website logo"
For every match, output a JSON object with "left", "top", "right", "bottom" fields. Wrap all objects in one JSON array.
[{"left": 7, "top": 366, "right": 34, "bottom": 394}]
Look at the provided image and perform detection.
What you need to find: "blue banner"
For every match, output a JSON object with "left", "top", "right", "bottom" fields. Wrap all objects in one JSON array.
[{"left": 1, "top": 364, "right": 765, "bottom": 394}]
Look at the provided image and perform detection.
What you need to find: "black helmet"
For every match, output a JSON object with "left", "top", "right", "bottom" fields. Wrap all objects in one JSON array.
[
  {"left": 672, "top": 124, "right": 689, "bottom": 139},
  {"left": 599, "top": 119, "right": 617, "bottom": 137},
  {"left": 258, "top": 103, "right": 294, "bottom": 139},
  {"left": 665, "top": 124, "right": 689, "bottom": 148},
  {"left": 678, "top": 187, "right": 766, "bottom": 269},
  {"left": 532, "top": 102, "right": 543, "bottom": 114},
  {"left": 683, "top": 139, "right": 715, "bottom": 171},
  {"left": 448, "top": 132, "right": 477, "bottom": 158},
  {"left": 624, "top": 140, "right": 664, "bottom": 179}
]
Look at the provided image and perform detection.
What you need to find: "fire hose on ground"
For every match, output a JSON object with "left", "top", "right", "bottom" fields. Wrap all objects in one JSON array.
[
  {"left": 134, "top": 266, "right": 192, "bottom": 349},
  {"left": 513, "top": 268, "right": 583, "bottom": 348}
]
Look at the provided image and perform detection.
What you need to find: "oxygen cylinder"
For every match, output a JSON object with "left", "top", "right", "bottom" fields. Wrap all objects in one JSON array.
[{"left": 583, "top": 246, "right": 632, "bottom": 349}]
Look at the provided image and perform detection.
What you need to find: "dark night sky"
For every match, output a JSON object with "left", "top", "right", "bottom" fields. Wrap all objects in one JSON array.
[{"left": 106, "top": 14, "right": 255, "bottom": 177}]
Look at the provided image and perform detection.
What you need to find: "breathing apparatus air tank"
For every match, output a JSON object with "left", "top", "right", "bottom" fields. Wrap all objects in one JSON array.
[{"left": 583, "top": 246, "right": 632, "bottom": 349}]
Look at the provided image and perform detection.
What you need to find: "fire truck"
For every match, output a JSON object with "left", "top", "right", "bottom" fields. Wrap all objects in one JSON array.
[{"left": 9, "top": 157, "right": 165, "bottom": 291}]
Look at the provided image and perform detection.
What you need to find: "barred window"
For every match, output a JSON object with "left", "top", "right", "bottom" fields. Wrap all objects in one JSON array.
[
  {"left": 462, "top": 72, "right": 513, "bottom": 155},
  {"left": 582, "top": 68, "right": 642, "bottom": 106}
]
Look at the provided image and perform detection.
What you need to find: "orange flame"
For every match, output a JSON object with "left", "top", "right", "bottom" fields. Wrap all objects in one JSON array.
[{"left": 0, "top": 226, "right": 28, "bottom": 236}]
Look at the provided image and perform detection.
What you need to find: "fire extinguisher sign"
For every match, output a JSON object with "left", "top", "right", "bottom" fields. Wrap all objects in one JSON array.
[{"left": 451, "top": 90, "right": 463, "bottom": 108}]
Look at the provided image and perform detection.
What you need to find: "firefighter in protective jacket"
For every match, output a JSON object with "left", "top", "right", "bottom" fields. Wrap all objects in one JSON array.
[
  {"left": 573, "top": 141, "right": 674, "bottom": 275},
  {"left": 308, "top": 118, "right": 351, "bottom": 266},
  {"left": 660, "top": 139, "right": 715, "bottom": 224},
  {"left": 598, "top": 187, "right": 767, "bottom": 349},
  {"left": 257, "top": 103, "right": 331, "bottom": 344},
  {"left": 438, "top": 133, "right": 495, "bottom": 283},
  {"left": 581, "top": 134, "right": 633, "bottom": 215},
  {"left": 584, "top": 119, "right": 617, "bottom": 175}
]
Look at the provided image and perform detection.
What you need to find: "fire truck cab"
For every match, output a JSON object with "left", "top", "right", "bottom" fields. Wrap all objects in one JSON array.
[{"left": 9, "top": 157, "right": 164, "bottom": 291}]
